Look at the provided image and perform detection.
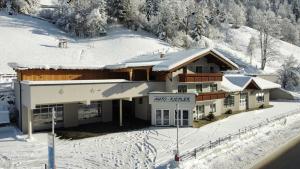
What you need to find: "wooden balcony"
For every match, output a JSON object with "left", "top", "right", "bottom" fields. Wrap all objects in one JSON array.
[
  {"left": 196, "top": 91, "right": 227, "bottom": 101},
  {"left": 178, "top": 73, "right": 223, "bottom": 82}
]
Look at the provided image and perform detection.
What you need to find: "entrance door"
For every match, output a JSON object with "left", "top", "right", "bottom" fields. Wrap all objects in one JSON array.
[
  {"left": 240, "top": 93, "right": 247, "bottom": 110},
  {"left": 155, "top": 110, "right": 170, "bottom": 126},
  {"left": 175, "top": 110, "right": 189, "bottom": 126}
]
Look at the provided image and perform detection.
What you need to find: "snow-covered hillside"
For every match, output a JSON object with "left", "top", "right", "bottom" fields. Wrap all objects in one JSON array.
[
  {"left": 216, "top": 26, "right": 300, "bottom": 73},
  {"left": 0, "top": 12, "right": 173, "bottom": 74},
  {"left": 1, "top": 11, "right": 299, "bottom": 76}
]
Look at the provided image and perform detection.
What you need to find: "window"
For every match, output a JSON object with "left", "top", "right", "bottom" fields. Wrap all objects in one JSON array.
[
  {"left": 156, "top": 109, "right": 170, "bottom": 126},
  {"left": 178, "top": 85, "right": 187, "bottom": 93},
  {"left": 240, "top": 93, "right": 247, "bottom": 106},
  {"left": 196, "top": 84, "right": 203, "bottom": 93},
  {"left": 175, "top": 110, "right": 189, "bottom": 126},
  {"left": 33, "top": 104, "right": 64, "bottom": 125},
  {"left": 78, "top": 101, "right": 102, "bottom": 120},
  {"left": 196, "top": 66, "right": 203, "bottom": 73},
  {"left": 138, "top": 98, "right": 143, "bottom": 104},
  {"left": 210, "top": 84, "right": 218, "bottom": 92},
  {"left": 210, "top": 104, "right": 216, "bottom": 113},
  {"left": 256, "top": 92, "right": 264, "bottom": 103},
  {"left": 195, "top": 105, "right": 205, "bottom": 120},
  {"left": 210, "top": 66, "right": 215, "bottom": 73},
  {"left": 224, "top": 95, "right": 234, "bottom": 107}
]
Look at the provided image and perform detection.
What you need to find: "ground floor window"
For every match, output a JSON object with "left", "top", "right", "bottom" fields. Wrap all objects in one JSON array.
[
  {"left": 256, "top": 92, "right": 264, "bottom": 103},
  {"left": 156, "top": 109, "right": 170, "bottom": 126},
  {"left": 195, "top": 105, "right": 204, "bottom": 120},
  {"left": 224, "top": 95, "right": 234, "bottom": 107},
  {"left": 175, "top": 110, "right": 189, "bottom": 126},
  {"left": 33, "top": 104, "right": 64, "bottom": 125},
  {"left": 240, "top": 93, "right": 247, "bottom": 106},
  {"left": 78, "top": 101, "right": 102, "bottom": 120},
  {"left": 210, "top": 104, "right": 216, "bottom": 113},
  {"left": 178, "top": 85, "right": 187, "bottom": 93}
]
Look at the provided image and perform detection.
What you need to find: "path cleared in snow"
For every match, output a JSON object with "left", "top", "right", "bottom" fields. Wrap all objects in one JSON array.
[{"left": 0, "top": 101, "right": 299, "bottom": 169}]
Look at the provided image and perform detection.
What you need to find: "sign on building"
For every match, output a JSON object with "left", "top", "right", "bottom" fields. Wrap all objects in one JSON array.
[
  {"left": 149, "top": 93, "right": 196, "bottom": 104},
  {"left": 48, "top": 133, "right": 55, "bottom": 169}
]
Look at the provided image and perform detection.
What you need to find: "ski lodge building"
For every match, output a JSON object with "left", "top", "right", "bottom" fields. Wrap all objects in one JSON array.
[{"left": 9, "top": 48, "right": 280, "bottom": 135}]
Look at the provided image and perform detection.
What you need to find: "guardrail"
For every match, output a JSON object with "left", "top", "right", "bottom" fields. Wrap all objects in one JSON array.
[{"left": 179, "top": 108, "right": 300, "bottom": 161}]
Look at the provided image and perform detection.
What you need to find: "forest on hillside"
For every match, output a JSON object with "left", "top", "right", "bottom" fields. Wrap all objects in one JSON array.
[{"left": 1, "top": 0, "right": 300, "bottom": 46}]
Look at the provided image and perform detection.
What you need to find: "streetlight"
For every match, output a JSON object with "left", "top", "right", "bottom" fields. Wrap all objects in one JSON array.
[{"left": 175, "top": 103, "right": 180, "bottom": 164}]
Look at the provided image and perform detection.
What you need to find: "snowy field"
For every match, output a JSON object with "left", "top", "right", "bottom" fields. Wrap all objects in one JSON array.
[{"left": 0, "top": 101, "right": 300, "bottom": 169}]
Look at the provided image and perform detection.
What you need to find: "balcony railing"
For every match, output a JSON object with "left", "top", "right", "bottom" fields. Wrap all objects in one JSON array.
[
  {"left": 196, "top": 91, "right": 227, "bottom": 101},
  {"left": 178, "top": 73, "right": 223, "bottom": 82}
]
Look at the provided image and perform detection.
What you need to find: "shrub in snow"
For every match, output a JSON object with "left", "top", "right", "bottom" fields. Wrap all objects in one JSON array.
[
  {"left": 277, "top": 55, "right": 300, "bottom": 91},
  {"left": 7, "top": 0, "right": 40, "bottom": 14},
  {"left": 225, "top": 109, "right": 232, "bottom": 115},
  {"left": 206, "top": 112, "right": 215, "bottom": 121},
  {"left": 53, "top": 0, "right": 107, "bottom": 37}
]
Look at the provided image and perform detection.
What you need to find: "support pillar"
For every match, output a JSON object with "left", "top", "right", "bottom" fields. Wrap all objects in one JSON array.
[
  {"left": 129, "top": 69, "right": 133, "bottom": 81},
  {"left": 146, "top": 68, "right": 150, "bottom": 81},
  {"left": 27, "top": 108, "right": 32, "bottom": 139},
  {"left": 119, "top": 99, "right": 123, "bottom": 127}
]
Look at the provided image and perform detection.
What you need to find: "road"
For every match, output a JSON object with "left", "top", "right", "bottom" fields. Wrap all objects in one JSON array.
[{"left": 254, "top": 136, "right": 300, "bottom": 169}]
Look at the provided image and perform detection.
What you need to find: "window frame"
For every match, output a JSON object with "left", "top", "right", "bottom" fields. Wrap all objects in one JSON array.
[
  {"left": 196, "top": 66, "right": 203, "bottom": 73},
  {"left": 210, "top": 104, "right": 216, "bottom": 113},
  {"left": 78, "top": 101, "right": 102, "bottom": 120},
  {"left": 256, "top": 91, "right": 265, "bottom": 103},
  {"left": 224, "top": 94, "right": 234, "bottom": 108}
]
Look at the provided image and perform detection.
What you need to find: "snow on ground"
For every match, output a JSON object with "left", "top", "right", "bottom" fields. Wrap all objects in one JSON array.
[
  {"left": 0, "top": 101, "right": 299, "bottom": 169},
  {"left": 180, "top": 112, "right": 300, "bottom": 169},
  {"left": 0, "top": 12, "right": 173, "bottom": 74}
]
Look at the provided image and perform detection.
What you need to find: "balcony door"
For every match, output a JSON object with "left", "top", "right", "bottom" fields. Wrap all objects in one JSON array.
[
  {"left": 156, "top": 109, "right": 170, "bottom": 126},
  {"left": 175, "top": 110, "right": 189, "bottom": 126}
]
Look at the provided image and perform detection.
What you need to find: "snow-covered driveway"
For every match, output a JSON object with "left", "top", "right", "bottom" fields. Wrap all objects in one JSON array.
[{"left": 0, "top": 101, "right": 299, "bottom": 169}]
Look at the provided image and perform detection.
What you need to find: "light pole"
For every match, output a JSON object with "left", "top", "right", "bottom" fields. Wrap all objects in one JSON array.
[
  {"left": 175, "top": 103, "right": 180, "bottom": 164},
  {"left": 52, "top": 107, "right": 56, "bottom": 135}
]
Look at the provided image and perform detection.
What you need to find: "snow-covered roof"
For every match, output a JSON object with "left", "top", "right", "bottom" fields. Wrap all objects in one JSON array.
[
  {"left": 107, "top": 48, "right": 239, "bottom": 71},
  {"left": 221, "top": 74, "right": 280, "bottom": 92}
]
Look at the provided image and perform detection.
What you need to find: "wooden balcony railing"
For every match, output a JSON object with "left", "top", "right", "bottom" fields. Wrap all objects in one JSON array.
[
  {"left": 196, "top": 91, "right": 227, "bottom": 101},
  {"left": 178, "top": 73, "right": 223, "bottom": 82}
]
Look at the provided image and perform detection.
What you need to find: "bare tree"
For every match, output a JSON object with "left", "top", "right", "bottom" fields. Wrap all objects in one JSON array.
[
  {"left": 254, "top": 10, "right": 280, "bottom": 70},
  {"left": 247, "top": 36, "right": 257, "bottom": 65}
]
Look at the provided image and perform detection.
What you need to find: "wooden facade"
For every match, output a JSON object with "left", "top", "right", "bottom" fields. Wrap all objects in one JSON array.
[
  {"left": 17, "top": 68, "right": 168, "bottom": 82},
  {"left": 196, "top": 91, "right": 227, "bottom": 101},
  {"left": 178, "top": 73, "right": 223, "bottom": 83}
]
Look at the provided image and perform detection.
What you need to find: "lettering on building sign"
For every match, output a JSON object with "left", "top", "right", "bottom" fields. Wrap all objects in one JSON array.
[{"left": 153, "top": 96, "right": 191, "bottom": 103}]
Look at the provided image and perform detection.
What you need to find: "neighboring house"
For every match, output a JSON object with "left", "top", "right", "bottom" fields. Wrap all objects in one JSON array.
[
  {"left": 221, "top": 75, "right": 280, "bottom": 115},
  {"left": 9, "top": 48, "right": 281, "bottom": 135}
]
